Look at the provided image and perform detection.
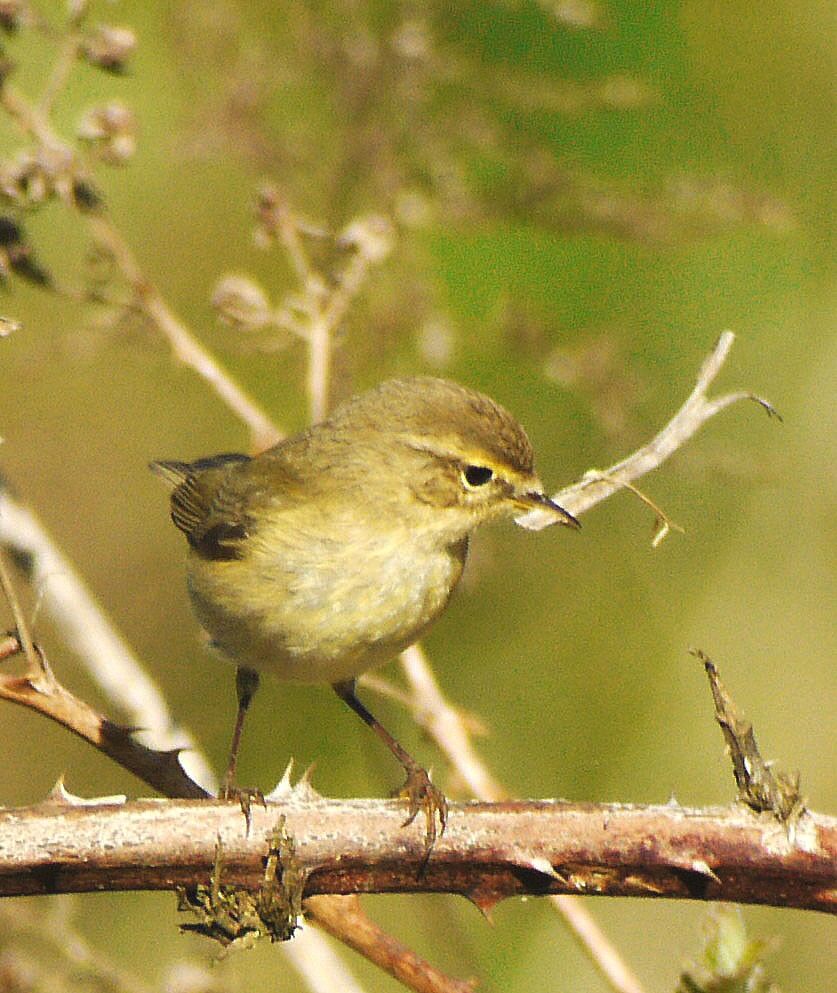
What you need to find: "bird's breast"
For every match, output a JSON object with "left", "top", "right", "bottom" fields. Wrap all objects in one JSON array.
[{"left": 185, "top": 514, "right": 468, "bottom": 684}]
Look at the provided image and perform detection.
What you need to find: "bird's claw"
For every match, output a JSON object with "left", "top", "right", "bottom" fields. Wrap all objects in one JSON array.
[
  {"left": 219, "top": 784, "right": 266, "bottom": 835},
  {"left": 398, "top": 764, "right": 448, "bottom": 852}
]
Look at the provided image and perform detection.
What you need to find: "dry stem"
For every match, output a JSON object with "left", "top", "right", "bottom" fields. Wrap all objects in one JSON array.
[
  {"left": 517, "top": 330, "right": 779, "bottom": 528},
  {"left": 86, "top": 216, "right": 283, "bottom": 453},
  {"left": 1, "top": 799, "right": 833, "bottom": 912}
]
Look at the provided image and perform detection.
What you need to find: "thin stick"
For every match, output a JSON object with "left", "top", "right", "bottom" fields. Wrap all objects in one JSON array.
[
  {"left": 550, "top": 896, "right": 646, "bottom": 993},
  {"left": 306, "top": 896, "right": 475, "bottom": 993},
  {"left": 281, "top": 921, "right": 371, "bottom": 993},
  {"left": 517, "top": 331, "right": 779, "bottom": 529},
  {"left": 270, "top": 197, "right": 332, "bottom": 422},
  {"left": 0, "top": 547, "right": 39, "bottom": 673}
]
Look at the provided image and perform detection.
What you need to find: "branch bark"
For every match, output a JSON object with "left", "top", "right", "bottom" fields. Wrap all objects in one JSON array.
[{"left": 0, "top": 799, "right": 833, "bottom": 913}]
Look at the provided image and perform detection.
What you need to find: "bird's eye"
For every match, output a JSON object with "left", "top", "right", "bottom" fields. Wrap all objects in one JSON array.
[{"left": 462, "top": 465, "right": 494, "bottom": 488}]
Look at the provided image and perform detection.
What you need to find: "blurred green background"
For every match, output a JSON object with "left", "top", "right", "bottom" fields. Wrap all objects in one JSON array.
[{"left": 0, "top": 1, "right": 834, "bottom": 991}]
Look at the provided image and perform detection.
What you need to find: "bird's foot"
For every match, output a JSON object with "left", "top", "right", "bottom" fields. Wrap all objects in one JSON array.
[
  {"left": 219, "top": 783, "right": 266, "bottom": 835},
  {"left": 397, "top": 763, "right": 448, "bottom": 852}
]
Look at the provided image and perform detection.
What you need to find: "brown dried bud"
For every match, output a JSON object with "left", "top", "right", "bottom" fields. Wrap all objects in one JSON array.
[
  {"left": 78, "top": 101, "right": 137, "bottom": 164},
  {"left": 0, "top": 216, "right": 51, "bottom": 286},
  {"left": 0, "top": 149, "right": 101, "bottom": 213},
  {"left": 1, "top": 151, "right": 54, "bottom": 206},
  {"left": 212, "top": 275, "right": 272, "bottom": 331},
  {"left": 80, "top": 24, "right": 136, "bottom": 73},
  {"left": 0, "top": 0, "right": 26, "bottom": 33}
]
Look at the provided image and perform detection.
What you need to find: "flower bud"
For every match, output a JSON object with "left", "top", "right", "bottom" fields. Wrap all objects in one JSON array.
[
  {"left": 78, "top": 102, "right": 137, "bottom": 164},
  {"left": 338, "top": 214, "right": 394, "bottom": 264},
  {"left": 212, "top": 275, "right": 272, "bottom": 331},
  {"left": 81, "top": 24, "right": 136, "bottom": 73}
]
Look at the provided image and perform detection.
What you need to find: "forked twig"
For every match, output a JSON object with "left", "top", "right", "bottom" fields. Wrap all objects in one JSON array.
[{"left": 517, "top": 331, "right": 779, "bottom": 529}]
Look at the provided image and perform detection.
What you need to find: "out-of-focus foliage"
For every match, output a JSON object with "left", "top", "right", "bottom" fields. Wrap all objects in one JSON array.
[
  {"left": 0, "top": 1, "right": 833, "bottom": 992},
  {"left": 677, "top": 905, "right": 780, "bottom": 993}
]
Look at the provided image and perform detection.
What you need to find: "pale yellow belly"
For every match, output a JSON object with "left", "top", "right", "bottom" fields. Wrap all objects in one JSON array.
[{"left": 185, "top": 530, "right": 466, "bottom": 684}]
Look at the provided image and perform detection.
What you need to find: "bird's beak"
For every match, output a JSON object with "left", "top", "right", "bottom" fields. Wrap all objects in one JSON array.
[{"left": 514, "top": 490, "right": 581, "bottom": 529}]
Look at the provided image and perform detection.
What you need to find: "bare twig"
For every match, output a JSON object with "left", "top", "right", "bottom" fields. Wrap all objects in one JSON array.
[
  {"left": 306, "top": 223, "right": 390, "bottom": 420},
  {"left": 1, "top": 799, "right": 833, "bottom": 912},
  {"left": 281, "top": 922, "right": 372, "bottom": 993},
  {"left": 517, "top": 330, "right": 779, "bottom": 529},
  {"left": 265, "top": 193, "right": 332, "bottom": 423},
  {"left": 550, "top": 897, "right": 646, "bottom": 993},
  {"left": 0, "top": 547, "right": 38, "bottom": 672},
  {"left": 305, "top": 896, "right": 475, "bottom": 993},
  {"left": 267, "top": 198, "right": 394, "bottom": 423}
]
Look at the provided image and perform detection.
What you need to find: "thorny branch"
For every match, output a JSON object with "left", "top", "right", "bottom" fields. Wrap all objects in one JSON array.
[{"left": 0, "top": 798, "right": 833, "bottom": 913}]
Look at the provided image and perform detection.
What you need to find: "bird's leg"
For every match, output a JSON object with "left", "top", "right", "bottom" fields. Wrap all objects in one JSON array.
[
  {"left": 219, "top": 667, "right": 264, "bottom": 827},
  {"left": 332, "top": 679, "right": 448, "bottom": 850}
]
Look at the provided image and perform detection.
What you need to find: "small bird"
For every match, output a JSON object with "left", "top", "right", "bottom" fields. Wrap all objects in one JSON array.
[{"left": 151, "top": 376, "right": 578, "bottom": 843}]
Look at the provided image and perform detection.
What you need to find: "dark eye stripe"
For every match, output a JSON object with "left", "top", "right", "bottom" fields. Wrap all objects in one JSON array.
[{"left": 463, "top": 465, "right": 493, "bottom": 487}]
